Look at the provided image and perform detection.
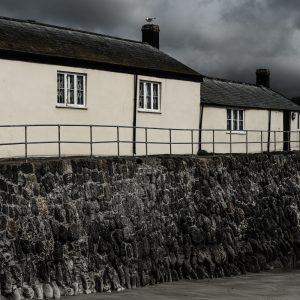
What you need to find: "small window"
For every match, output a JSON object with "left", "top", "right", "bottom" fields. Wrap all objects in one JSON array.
[
  {"left": 57, "top": 72, "right": 86, "bottom": 107},
  {"left": 138, "top": 81, "right": 161, "bottom": 112},
  {"left": 227, "top": 109, "right": 245, "bottom": 131}
]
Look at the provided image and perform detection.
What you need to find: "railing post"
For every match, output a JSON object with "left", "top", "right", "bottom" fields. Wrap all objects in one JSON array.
[
  {"left": 212, "top": 130, "right": 215, "bottom": 156},
  {"left": 24, "top": 125, "right": 28, "bottom": 162},
  {"left": 117, "top": 126, "right": 120, "bottom": 157},
  {"left": 90, "top": 125, "right": 93, "bottom": 158},
  {"left": 191, "top": 129, "right": 194, "bottom": 155},
  {"left": 261, "top": 131, "right": 263, "bottom": 153},
  {"left": 169, "top": 129, "right": 172, "bottom": 155},
  {"left": 58, "top": 125, "right": 61, "bottom": 159},
  {"left": 230, "top": 130, "right": 232, "bottom": 156},
  {"left": 274, "top": 131, "right": 277, "bottom": 152},
  {"left": 246, "top": 130, "right": 248, "bottom": 154},
  {"left": 145, "top": 128, "right": 148, "bottom": 157}
]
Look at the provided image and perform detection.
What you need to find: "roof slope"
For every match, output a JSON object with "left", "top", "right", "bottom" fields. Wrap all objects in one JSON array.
[
  {"left": 0, "top": 17, "right": 202, "bottom": 82},
  {"left": 202, "top": 77, "right": 300, "bottom": 111}
]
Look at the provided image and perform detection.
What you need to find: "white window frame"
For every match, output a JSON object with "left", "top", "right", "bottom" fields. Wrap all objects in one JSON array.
[
  {"left": 227, "top": 109, "right": 245, "bottom": 132},
  {"left": 138, "top": 80, "right": 161, "bottom": 113},
  {"left": 57, "top": 72, "right": 87, "bottom": 108}
]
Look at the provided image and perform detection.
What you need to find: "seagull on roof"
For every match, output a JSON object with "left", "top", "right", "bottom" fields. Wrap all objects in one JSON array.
[{"left": 145, "top": 18, "right": 156, "bottom": 23}]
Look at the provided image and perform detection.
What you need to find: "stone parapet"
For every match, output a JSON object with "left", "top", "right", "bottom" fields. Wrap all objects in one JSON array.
[{"left": 0, "top": 154, "right": 299, "bottom": 298}]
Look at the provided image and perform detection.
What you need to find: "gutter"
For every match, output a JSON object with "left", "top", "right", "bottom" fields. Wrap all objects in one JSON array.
[
  {"left": 267, "top": 109, "right": 271, "bottom": 152},
  {"left": 133, "top": 74, "right": 138, "bottom": 155},
  {"left": 198, "top": 103, "right": 204, "bottom": 152}
]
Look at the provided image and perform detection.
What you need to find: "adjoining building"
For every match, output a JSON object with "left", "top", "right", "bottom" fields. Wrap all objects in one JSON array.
[
  {"left": 200, "top": 69, "right": 300, "bottom": 153},
  {"left": 0, "top": 17, "right": 202, "bottom": 157}
]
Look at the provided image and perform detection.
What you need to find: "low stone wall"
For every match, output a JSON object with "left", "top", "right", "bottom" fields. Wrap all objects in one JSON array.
[{"left": 0, "top": 154, "right": 300, "bottom": 299}]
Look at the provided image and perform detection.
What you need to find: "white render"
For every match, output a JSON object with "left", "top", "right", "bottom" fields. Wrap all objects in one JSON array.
[
  {"left": 201, "top": 105, "right": 300, "bottom": 153},
  {"left": 0, "top": 59, "right": 200, "bottom": 158}
]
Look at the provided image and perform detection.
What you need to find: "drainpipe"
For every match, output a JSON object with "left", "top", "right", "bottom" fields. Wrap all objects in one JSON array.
[
  {"left": 268, "top": 109, "right": 272, "bottom": 152},
  {"left": 198, "top": 103, "right": 204, "bottom": 153},
  {"left": 133, "top": 74, "right": 138, "bottom": 155}
]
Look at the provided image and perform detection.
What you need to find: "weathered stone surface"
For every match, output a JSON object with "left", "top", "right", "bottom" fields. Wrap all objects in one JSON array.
[
  {"left": 0, "top": 154, "right": 300, "bottom": 295},
  {"left": 22, "top": 285, "right": 35, "bottom": 299},
  {"left": 42, "top": 284, "right": 53, "bottom": 299}
]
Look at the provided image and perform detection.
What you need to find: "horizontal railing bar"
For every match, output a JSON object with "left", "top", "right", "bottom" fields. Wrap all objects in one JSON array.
[
  {"left": 0, "top": 142, "right": 26, "bottom": 146},
  {"left": 0, "top": 124, "right": 298, "bottom": 135},
  {"left": 0, "top": 140, "right": 297, "bottom": 146},
  {"left": 27, "top": 141, "right": 60, "bottom": 145}
]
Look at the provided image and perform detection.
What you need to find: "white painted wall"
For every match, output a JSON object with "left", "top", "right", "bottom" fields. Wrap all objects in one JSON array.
[
  {"left": 0, "top": 59, "right": 200, "bottom": 158},
  {"left": 201, "top": 105, "right": 300, "bottom": 153},
  {"left": 136, "top": 75, "right": 200, "bottom": 155},
  {"left": 290, "top": 112, "right": 300, "bottom": 151}
]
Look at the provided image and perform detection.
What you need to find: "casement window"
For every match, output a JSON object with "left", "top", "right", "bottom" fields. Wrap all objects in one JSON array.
[
  {"left": 227, "top": 109, "right": 245, "bottom": 131},
  {"left": 57, "top": 72, "right": 86, "bottom": 107},
  {"left": 138, "top": 81, "right": 161, "bottom": 112}
]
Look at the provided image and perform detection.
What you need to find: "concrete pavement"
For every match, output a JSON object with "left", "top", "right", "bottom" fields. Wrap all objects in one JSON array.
[{"left": 65, "top": 270, "right": 300, "bottom": 300}]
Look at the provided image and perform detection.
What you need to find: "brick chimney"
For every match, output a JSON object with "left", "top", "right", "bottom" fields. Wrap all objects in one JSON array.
[
  {"left": 142, "top": 24, "right": 160, "bottom": 49},
  {"left": 256, "top": 69, "right": 270, "bottom": 88}
]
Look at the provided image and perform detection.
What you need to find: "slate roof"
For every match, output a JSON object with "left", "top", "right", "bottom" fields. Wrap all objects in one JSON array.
[
  {"left": 0, "top": 16, "right": 202, "bottom": 82},
  {"left": 202, "top": 77, "right": 300, "bottom": 111}
]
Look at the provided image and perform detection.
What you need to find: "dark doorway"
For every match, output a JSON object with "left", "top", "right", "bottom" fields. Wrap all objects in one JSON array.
[{"left": 283, "top": 111, "right": 291, "bottom": 151}]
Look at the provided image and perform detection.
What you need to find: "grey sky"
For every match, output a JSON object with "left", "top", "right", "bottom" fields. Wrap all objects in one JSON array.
[{"left": 1, "top": 0, "right": 300, "bottom": 97}]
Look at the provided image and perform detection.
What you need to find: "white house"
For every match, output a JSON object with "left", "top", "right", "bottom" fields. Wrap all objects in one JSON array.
[
  {"left": 1, "top": 17, "right": 299, "bottom": 158},
  {"left": 200, "top": 70, "right": 300, "bottom": 153},
  {"left": 0, "top": 17, "right": 202, "bottom": 158}
]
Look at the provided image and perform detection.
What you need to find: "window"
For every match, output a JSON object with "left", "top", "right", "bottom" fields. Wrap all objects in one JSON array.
[
  {"left": 139, "top": 81, "right": 160, "bottom": 112},
  {"left": 298, "top": 113, "right": 300, "bottom": 130},
  {"left": 227, "top": 109, "right": 244, "bottom": 131},
  {"left": 57, "top": 72, "right": 86, "bottom": 107}
]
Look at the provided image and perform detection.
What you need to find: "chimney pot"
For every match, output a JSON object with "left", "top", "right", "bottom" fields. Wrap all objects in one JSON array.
[
  {"left": 256, "top": 68, "right": 270, "bottom": 88},
  {"left": 142, "top": 24, "right": 160, "bottom": 49}
]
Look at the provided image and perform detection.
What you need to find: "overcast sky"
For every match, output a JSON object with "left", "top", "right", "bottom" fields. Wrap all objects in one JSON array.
[{"left": 1, "top": 0, "right": 300, "bottom": 97}]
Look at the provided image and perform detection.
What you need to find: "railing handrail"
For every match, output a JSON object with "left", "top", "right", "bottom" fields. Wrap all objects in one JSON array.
[
  {"left": 0, "top": 124, "right": 298, "bottom": 160},
  {"left": 0, "top": 123, "right": 298, "bottom": 134}
]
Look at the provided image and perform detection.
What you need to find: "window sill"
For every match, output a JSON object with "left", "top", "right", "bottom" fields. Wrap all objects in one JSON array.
[
  {"left": 56, "top": 105, "right": 87, "bottom": 110},
  {"left": 138, "top": 109, "right": 162, "bottom": 114},
  {"left": 226, "top": 131, "right": 246, "bottom": 135}
]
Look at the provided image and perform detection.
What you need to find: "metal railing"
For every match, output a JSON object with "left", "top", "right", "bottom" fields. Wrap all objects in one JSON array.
[{"left": 0, "top": 124, "right": 298, "bottom": 160}]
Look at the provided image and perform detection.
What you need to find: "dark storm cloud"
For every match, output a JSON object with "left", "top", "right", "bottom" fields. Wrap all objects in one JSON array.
[{"left": 1, "top": 0, "right": 300, "bottom": 97}]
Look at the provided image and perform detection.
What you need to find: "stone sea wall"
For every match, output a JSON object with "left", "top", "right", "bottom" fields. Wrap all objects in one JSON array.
[{"left": 0, "top": 154, "right": 300, "bottom": 299}]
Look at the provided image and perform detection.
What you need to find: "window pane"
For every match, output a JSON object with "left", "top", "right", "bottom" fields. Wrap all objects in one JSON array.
[
  {"left": 227, "top": 109, "right": 231, "bottom": 120},
  {"left": 77, "top": 76, "right": 83, "bottom": 90},
  {"left": 139, "top": 82, "right": 144, "bottom": 108},
  {"left": 77, "top": 91, "right": 83, "bottom": 105},
  {"left": 239, "top": 121, "right": 244, "bottom": 131},
  {"left": 77, "top": 76, "right": 84, "bottom": 105},
  {"left": 57, "top": 74, "right": 65, "bottom": 104},
  {"left": 68, "top": 75, "right": 75, "bottom": 104},
  {"left": 233, "top": 120, "right": 238, "bottom": 131},
  {"left": 227, "top": 120, "right": 231, "bottom": 131},
  {"left": 153, "top": 97, "right": 158, "bottom": 110},
  {"left": 239, "top": 110, "right": 244, "bottom": 120},
  {"left": 233, "top": 110, "right": 238, "bottom": 121},
  {"left": 153, "top": 84, "right": 158, "bottom": 97},
  {"left": 153, "top": 84, "right": 159, "bottom": 110},
  {"left": 57, "top": 74, "right": 64, "bottom": 89},
  {"left": 146, "top": 83, "right": 151, "bottom": 109}
]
